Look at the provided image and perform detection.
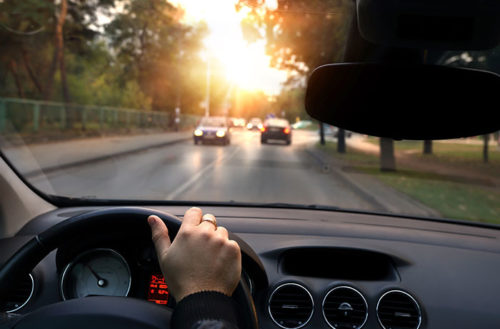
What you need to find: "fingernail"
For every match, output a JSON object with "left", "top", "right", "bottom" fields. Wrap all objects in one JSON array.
[{"left": 148, "top": 216, "right": 157, "bottom": 226}]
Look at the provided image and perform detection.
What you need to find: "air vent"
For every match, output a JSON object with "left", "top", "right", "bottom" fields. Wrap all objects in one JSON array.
[
  {"left": 377, "top": 290, "right": 422, "bottom": 329},
  {"left": 322, "top": 286, "right": 368, "bottom": 329},
  {"left": 0, "top": 273, "right": 34, "bottom": 313},
  {"left": 268, "top": 283, "right": 314, "bottom": 329}
]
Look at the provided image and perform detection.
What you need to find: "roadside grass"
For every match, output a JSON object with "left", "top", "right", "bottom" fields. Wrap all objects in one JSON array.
[
  {"left": 365, "top": 137, "right": 500, "bottom": 178},
  {"left": 317, "top": 141, "right": 500, "bottom": 224},
  {"left": 360, "top": 167, "right": 500, "bottom": 224}
]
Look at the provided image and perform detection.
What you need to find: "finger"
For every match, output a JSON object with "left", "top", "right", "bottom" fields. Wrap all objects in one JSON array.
[
  {"left": 148, "top": 215, "right": 171, "bottom": 254},
  {"left": 181, "top": 207, "right": 203, "bottom": 227},
  {"left": 215, "top": 226, "right": 229, "bottom": 239},
  {"left": 199, "top": 213, "right": 217, "bottom": 230}
]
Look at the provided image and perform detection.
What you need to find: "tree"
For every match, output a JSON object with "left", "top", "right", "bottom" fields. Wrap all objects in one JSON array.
[
  {"left": 106, "top": 0, "right": 208, "bottom": 113},
  {"left": 438, "top": 46, "right": 500, "bottom": 163},
  {"left": 0, "top": 0, "right": 54, "bottom": 99},
  {"left": 0, "top": 0, "right": 116, "bottom": 103},
  {"left": 237, "top": 0, "right": 353, "bottom": 147},
  {"left": 483, "top": 134, "right": 490, "bottom": 163},
  {"left": 423, "top": 140, "right": 433, "bottom": 155},
  {"left": 380, "top": 138, "right": 396, "bottom": 172}
]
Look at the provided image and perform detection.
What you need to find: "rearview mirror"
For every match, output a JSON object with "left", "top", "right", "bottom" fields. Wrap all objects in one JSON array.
[
  {"left": 357, "top": 0, "right": 500, "bottom": 50},
  {"left": 305, "top": 63, "right": 500, "bottom": 140}
]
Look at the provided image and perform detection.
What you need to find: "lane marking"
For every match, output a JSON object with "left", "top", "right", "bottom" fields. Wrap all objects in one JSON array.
[{"left": 165, "top": 146, "right": 239, "bottom": 200}]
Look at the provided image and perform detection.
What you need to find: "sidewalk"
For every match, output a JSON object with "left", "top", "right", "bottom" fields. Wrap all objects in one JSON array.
[
  {"left": 306, "top": 147, "right": 441, "bottom": 218},
  {"left": 1, "top": 131, "right": 191, "bottom": 176}
]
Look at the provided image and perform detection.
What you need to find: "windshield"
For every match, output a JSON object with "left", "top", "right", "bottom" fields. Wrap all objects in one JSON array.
[{"left": 0, "top": 0, "right": 499, "bottom": 225}]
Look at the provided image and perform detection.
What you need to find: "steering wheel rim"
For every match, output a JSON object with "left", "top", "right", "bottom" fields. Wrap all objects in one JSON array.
[{"left": 0, "top": 207, "right": 258, "bottom": 329}]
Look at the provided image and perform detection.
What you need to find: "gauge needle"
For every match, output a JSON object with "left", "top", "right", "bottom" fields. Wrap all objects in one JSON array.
[{"left": 85, "top": 264, "right": 107, "bottom": 287}]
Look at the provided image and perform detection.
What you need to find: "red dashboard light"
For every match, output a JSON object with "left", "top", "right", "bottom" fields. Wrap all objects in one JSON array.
[{"left": 148, "top": 274, "right": 169, "bottom": 305}]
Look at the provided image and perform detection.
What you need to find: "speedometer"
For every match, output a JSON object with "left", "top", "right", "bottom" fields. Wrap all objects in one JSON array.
[{"left": 60, "top": 248, "right": 132, "bottom": 300}]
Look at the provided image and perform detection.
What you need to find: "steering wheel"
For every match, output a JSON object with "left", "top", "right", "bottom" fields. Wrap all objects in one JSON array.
[{"left": 0, "top": 207, "right": 258, "bottom": 329}]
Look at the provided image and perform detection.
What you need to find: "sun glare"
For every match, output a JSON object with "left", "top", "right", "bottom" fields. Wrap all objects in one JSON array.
[{"left": 172, "top": 0, "right": 287, "bottom": 95}]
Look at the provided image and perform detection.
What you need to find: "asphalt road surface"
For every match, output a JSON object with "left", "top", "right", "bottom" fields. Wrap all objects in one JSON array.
[{"left": 27, "top": 130, "right": 380, "bottom": 211}]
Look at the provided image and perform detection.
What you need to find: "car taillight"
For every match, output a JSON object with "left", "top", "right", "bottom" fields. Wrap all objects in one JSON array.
[
  {"left": 260, "top": 126, "right": 267, "bottom": 132},
  {"left": 284, "top": 127, "right": 291, "bottom": 134}
]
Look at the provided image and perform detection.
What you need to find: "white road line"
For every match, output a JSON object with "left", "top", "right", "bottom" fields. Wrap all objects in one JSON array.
[{"left": 165, "top": 146, "right": 239, "bottom": 200}]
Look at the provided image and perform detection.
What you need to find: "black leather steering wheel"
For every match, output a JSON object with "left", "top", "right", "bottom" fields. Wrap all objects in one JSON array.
[{"left": 0, "top": 207, "right": 258, "bottom": 329}]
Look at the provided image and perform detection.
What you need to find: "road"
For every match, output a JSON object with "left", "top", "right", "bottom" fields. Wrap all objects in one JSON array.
[
  {"left": 14, "top": 129, "right": 439, "bottom": 217},
  {"left": 26, "top": 130, "right": 380, "bottom": 211}
]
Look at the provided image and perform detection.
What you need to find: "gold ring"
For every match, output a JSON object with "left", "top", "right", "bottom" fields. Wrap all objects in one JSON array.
[{"left": 201, "top": 214, "right": 217, "bottom": 229}]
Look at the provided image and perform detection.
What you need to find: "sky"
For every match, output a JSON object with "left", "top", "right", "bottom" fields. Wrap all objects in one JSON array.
[{"left": 171, "top": 0, "right": 287, "bottom": 95}]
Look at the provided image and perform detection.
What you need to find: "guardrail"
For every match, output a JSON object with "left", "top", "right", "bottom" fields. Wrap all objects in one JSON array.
[{"left": 0, "top": 98, "right": 200, "bottom": 134}]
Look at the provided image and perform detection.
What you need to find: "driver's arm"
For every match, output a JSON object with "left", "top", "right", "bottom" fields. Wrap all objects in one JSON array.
[{"left": 148, "top": 207, "right": 241, "bottom": 329}]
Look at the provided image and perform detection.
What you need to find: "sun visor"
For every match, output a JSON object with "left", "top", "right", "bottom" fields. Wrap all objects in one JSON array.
[
  {"left": 305, "top": 63, "right": 500, "bottom": 140},
  {"left": 357, "top": 0, "right": 500, "bottom": 50}
]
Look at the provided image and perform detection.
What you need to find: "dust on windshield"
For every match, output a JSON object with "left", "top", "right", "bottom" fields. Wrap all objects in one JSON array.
[{"left": 0, "top": 0, "right": 499, "bottom": 225}]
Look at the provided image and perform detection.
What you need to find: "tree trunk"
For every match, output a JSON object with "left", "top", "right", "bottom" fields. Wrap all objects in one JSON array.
[
  {"left": 423, "top": 140, "right": 433, "bottom": 154},
  {"left": 380, "top": 138, "right": 396, "bottom": 171},
  {"left": 22, "top": 47, "right": 43, "bottom": 94},
  {"left": 337, "top": 128, "right": 346, "bottom": 153},
  {"left": 319, "top": 122, "right": 325, "bottom": 145},
  {"left": 9, "top": 60, "right": 25, "bottom": 98},
  {"left": 483, "top": 134, "right": 489, "bottom": 163},
  {"left": 43, "top": 0, "right": 68, "bottom": 101}
]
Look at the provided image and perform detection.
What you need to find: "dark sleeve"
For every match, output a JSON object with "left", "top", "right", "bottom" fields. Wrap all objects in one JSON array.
[{"left": 171, "top": 291, "right": 239, "bottom": 329}]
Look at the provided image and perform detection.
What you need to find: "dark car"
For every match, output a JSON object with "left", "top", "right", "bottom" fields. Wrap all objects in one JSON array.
[
  {"left": 261, "top": 118, "right": 292, "bottom": 145},
  {"left": 193, "top": 116, "right": 231, "bottom": 145}
]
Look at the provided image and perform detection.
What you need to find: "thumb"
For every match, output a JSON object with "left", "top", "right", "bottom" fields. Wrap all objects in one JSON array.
[{"left": 148, "top": 215, "right": 172, "bottom": 256}]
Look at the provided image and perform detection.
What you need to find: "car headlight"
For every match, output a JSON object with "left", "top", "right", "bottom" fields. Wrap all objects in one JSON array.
[
  {"left": 246, "top": 123, "right": 252, "bottom": 129},
  {"left": 194, "top": 129, "right": 203, "bottom": 137},
  {"left": 216, "top": 130, "right": 226, "bottom": 138},
  {"left": 257, "top": 123, "right": 263, "bottom": 129}
]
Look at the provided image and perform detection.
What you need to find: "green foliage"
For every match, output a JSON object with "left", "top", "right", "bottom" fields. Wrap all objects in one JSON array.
[
  {"left": 0, "top": 0, "right": 209, "bottom": 116},
  {"left": 106, "top": 0, "right": 208, "bottom": 113},
  {"left": 238, "top": 0, "right": 354, "bottom": 77},
  {"left": 377, "top": 173, "right": 500, "bottom": 224}
]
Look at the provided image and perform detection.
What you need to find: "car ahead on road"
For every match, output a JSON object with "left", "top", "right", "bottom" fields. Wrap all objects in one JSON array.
[
  {"left": 193, "top": 116, "right": 231, "bottom": 145},
  {"left": 230, "top": 117, "right": 246, "bottom": 129},
  {"left": 260, "top": 118, "right": 292, "bottom": 145},
  {"left": 246, "top": 117, "right": 263, "bottom": 131}
]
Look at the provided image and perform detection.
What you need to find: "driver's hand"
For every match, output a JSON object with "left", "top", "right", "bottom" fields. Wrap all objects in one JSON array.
[{"left": 148, "top": 207, "right": 241, "bottom": 302}]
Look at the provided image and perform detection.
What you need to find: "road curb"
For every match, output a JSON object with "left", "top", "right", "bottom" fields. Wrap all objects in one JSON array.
[
  {"left": 304, "top": 148, "right": 388, "bottom": 212},
  {"left": 24, "top": 136, "right": 191, "bottom": 178},
  {"left": 304, "top": 148, "right": 441, "bottom": 217}
]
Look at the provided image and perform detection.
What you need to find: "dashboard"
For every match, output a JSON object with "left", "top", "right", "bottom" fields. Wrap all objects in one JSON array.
[{"left": 1, "top": 205, "right": 500, "bottom": 329}]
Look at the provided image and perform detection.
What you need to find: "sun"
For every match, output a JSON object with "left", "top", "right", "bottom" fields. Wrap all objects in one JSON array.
[{"left": 172, "top": 0, "right": 287, "bottom": 95}]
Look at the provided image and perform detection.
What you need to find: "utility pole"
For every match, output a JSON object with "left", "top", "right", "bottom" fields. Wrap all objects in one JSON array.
[{"left": 205, "top": 55, "right": 210, "bottom": 117}]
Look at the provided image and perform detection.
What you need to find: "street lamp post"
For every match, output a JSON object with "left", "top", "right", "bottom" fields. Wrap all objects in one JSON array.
[{"left": 205, "top": 56, "right": 210, "bottom": 117}]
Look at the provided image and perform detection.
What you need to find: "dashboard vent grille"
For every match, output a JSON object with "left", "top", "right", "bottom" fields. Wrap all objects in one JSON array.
[
  {"left": 0, "top": 273, "right": 34, "bottom": 313},
  {"left": 268, "top": 283, "right": 313, "bottom": 329},
  {"left": 377, "top": 290, "right": 422, "bottom": 329},
  {"left": 322, "top": 286, "right": 368, "bottom": 329}
]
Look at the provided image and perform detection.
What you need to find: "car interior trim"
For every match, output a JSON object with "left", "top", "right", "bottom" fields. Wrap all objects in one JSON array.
[
  {"left": 59, "top": 248, "right": 132, "bottom": 301},
  {"left": 5, "top": 273, "right": 35, "bottom": 313},
  {"left": 321, "top": 285, "right": 368, "bottom": 329},
  {"left": 376, "top": 289, "right": 422, "bottom": 329},
  {"left": 267, "top": 282, "right": 314, "bottom": 329}
]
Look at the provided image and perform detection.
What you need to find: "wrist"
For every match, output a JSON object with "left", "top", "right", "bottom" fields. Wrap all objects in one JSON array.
[{"left": 172, "top": 291, "right": 239, "bottom": 329}]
